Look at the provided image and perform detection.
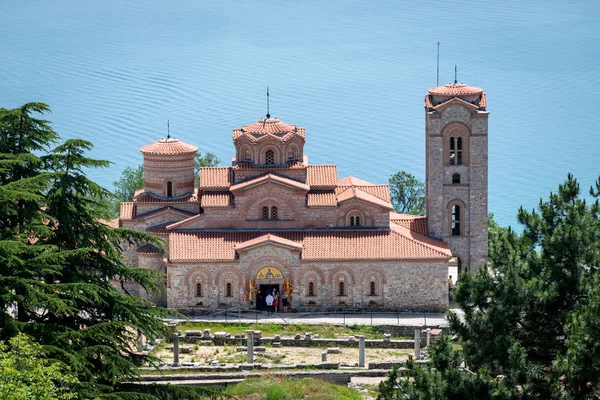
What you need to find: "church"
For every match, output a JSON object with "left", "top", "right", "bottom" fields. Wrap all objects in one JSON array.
[{"left": 114, "top": 83, "right": 489, "bottom": 312}]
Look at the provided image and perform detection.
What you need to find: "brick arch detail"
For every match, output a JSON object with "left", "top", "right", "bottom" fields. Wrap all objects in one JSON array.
[
  {"left": 336, "top": 203, "right": 373, "bottom": 226},
  {"left": 297, "top": 266, "right": 326, "bottom": 285},
  {"left": 184, "top": 266, "right": 213, "bottom": 287},
  {"left": 441, "top": 121, "right": 472, "bottom": 136},
  {"left": 215, "top": 266, "right": 244, "bottom": 286},
  {"left": 258, "top": 144, "right": 283, "bottom": 165},
  {"left": 328, "top": 266, "right": 356, "bottom": 285},
  {"left": 358, "top": 267, "right": 387, "bottom": 285},
  {"left": 247, "top": 256, "right": 293, "bottom": 281},
  {"left": 239, "top": 189, "right": 302, "bottom": 221}
]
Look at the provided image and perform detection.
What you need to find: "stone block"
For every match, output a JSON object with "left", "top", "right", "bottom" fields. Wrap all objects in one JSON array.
[
  {"left": 273, "top": 342, "right": 281, "bottom": 348},
  {"left": 294, "top": 334, "right": 302, "bottom": 340},
  {"left": 180, "top": 345, "right": 193, "bottom": 354},
  {"left": 214, "top": 331, "right": 227, "bottom": 338},
  {"left": 273, "top": 334, "right": 281, "bottom": 340},
  {"left": 254, "top": 346, "right": 266, "bottom": 352},
  {"left": 185, "top": 330, "right": 202, "bottom": 337},
  {"left": 327, "top": 347, "right": 340, "bottom": 354}
]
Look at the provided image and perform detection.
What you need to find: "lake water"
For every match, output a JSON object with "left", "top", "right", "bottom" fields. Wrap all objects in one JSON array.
[{"left": 1, "top": 0, "right": 599, "bottom": 228}]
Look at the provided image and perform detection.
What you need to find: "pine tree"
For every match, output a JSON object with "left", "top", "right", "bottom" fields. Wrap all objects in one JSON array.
[
  {"left": 379, "top": 174, "right": 600, "bottom": 399},
  {"left": 0, "top": 103, "right": 184, "bottom": 398}
]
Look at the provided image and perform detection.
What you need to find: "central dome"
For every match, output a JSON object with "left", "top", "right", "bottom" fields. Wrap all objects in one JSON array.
[
  {"left": 428, "top": 83, "right": 483, "bottom": 97},
  {"left": 242, "top": 118, "right": 296, "bottom": 135}
]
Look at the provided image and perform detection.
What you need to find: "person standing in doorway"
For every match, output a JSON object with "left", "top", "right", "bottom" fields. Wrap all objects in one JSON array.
[
  {"left": 265, "top": 292, "right": 274, "bottom": 313},
  {"left": 273, "top": 292, "right": 279, "bottom": 313},
  {"left": 282, "top": 292, "right": 289, "bottom": 313}
]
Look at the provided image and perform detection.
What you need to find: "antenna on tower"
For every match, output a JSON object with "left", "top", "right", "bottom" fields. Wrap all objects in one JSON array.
[
  {"left": 167, "top": 119, "right": 170, "bottom": 139},
  {"left": 454, "top": 64, "right": 458, "bottom": 84},
  {"left": 266, "top": 86, "right": 270, "bottom": 119},
  {"left": 436, "top": 42, "right": 440, "bottom": 87}
]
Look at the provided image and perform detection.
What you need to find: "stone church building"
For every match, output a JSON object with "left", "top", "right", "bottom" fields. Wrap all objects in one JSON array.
[{"left": 114, "top": 83, "right": 488, "bottom": 312}]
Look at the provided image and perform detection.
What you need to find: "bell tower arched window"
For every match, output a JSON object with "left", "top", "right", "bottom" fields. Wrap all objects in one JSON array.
[
  {"left": 451, "top": 204, "right": 461, "bottom": 236},
  {"left": 167, "top": 181, "right": 173, "bottom": 197},
  {"left": 271, "top": 206, "right": 278, "bottom": 220},
  {"left": 265, "top": 150, "right": 274, "bottom": 165},
  {"left": 452, "top": 173, "right": 461, "bottom": 184},
  {"left": 262, "top": 207, "right": 269, "bottom": 220}
]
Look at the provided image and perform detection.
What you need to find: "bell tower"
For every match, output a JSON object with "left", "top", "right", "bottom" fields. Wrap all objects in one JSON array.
[{"left": 425, "top": 82, "right": 489, "bottom": 273}]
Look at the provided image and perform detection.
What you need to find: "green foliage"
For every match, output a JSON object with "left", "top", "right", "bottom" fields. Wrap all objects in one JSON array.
[
  {"left": 111, "top": 164, "right": 144, "bottom": 216},
  {"left": 0, "top": 103, "right": 187, "bottom": 398},
  {"left": 379, "top": 174, "right": 600, "bottom": 399},
  {"left": 0, "top": 333, "right": 79, "bottom": 400},
  {"left": 222, "top": 376, "right": 362, "bottom": 399},
  {"left": 388, "top": 171, "right": 425, "bottom": 215}
]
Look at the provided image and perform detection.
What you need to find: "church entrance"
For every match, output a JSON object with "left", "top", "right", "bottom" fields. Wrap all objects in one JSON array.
[
  {"left": 256, "top": 284, "right": 280, "bottom": 311},
  {"left": 254, "top": 266, "right": 284, "bottom": 311}
]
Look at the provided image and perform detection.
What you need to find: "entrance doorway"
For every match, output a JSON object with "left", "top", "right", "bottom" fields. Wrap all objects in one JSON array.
[{"left": 256, "top": 284, "right": 280, "bottom": 311}]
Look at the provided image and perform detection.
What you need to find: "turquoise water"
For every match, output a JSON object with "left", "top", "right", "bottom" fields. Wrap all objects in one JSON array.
[{"left": 1, "top": 0, "right": 599, "bottom": 228}]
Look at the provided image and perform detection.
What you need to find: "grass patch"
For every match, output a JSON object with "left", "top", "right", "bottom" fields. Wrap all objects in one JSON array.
[
  {"left": 211, "top": 376, "right": 363, "bottom": 400},
  {"left": 177, "top": 321, "right": 408, "bottom": 340}
]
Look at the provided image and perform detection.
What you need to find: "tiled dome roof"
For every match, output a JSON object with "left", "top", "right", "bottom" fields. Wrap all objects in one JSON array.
[
  {"left": 242, "top": 118, "right": 295, "bottom": 135},
  {"left": 428, "top": 83, "right": 483, "bottom": 97},
  {"left": 140, "top": 138, "right": 198, "bottom": 155}
]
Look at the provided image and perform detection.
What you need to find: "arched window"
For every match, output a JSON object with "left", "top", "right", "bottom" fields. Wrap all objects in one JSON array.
[
  {"left": 262, "top": 206, "right": 269, "bottom": 220},
  {"left": 196, "top": 283, "right": 202, "bottom": 297},
  {"left": 370, "top": 281, "right": 376, "bottom": 296},
  {"left": 450, "top": 137, "right": 464, "bottom": 165},
  {"left": 308, "top": 282, "right": 315, "bottom": 296},
  {"left": 226, "top": 282, "right": 232, "bottom": 297},
  {"left": 265, "top": 150, "right": 274, "bottom": 165},
  {"left": 452, "top": 173, "right": 461, "bottom": 184},
  {"left": 271, "top": 206, "right": 278, "bottom": 220},
  {"left": 167, "top": 181, "right": 173, "bottom": 197},
  {"left": 244, "top": 149, "right": 252, "bottom": 162},
  {"left": 349, "top": 214, "right": 361, "bottom": 226},
  {"left": 451, "top": 204, "right": 461, "bottom": 236},
  {"left": 339, "top": 281, "right": 345, "bottom": 296}
]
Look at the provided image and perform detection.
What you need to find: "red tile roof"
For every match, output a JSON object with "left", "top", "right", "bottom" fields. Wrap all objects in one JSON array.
[
  {"left": 337, "top": 187, "right": 393, "bottom": 210},
  {"left": 139, "top": 138, "right": 198, "bottom": 155},
  {"left": 169, "top": 227, "right": 450, "bottom": 262},
  {"left": 136, "top": 244, "right": 164, "bottom": 254},
  {"left": 241, "top": 118, "right": 296, "bottom": 135},
  {"left": 120, "top": 202, "right": 136, "bottom": 220},
  {"left": 230, "top": 173, "right": 310, "bottom": 193},
  {"left": 390, "top": 212, "right": 428, "bottom": 236},
  {"left": 134, "top": 206, "right": 197, "bottom": 221},
  {"left": 307, "top": 191, "right": 337, "bottom": 207},
  {"left": 199, "top": 167, "right": 233, "bottom": 190},
  {"left": 165, "top": 214, "right": 203, "bottom": 230},
  {"left": 337, "top": 176, "right": 374, "bottom": 186},
  {"left": 134, "top": 189, "right": 199, "bottom": 204},
  {"left": 306, "top": 165, "right": 338, "bottom": 188},
  {"left": 100, "top": 218, "right": 121, "bottom": 228},
  {"left": 201, "top": 192, "right": 233, "bottom": 208},
  {"left": 335, "top": 178, "right": 391, "bottom": 204},
  {"left": 428, "top": 83, "right": 483, "bottom": 97},
  {"left": 233, "top": 160, "right": 306, "bottom": 170},
  {"left": 235, "top": 234, "right": 304, "bottom": 252}
]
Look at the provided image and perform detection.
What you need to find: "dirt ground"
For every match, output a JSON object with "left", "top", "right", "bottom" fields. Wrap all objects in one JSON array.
[{"left": 156, "top": 343, "right": 411, "bottom": 366}]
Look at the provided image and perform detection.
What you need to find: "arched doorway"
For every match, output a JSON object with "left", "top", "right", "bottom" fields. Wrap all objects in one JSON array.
[{"left": 255, "top": 266, "right": 284, "bottom": 311}]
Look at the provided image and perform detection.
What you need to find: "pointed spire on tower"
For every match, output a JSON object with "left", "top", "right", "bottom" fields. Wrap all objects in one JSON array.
[
  {"left": 454, "top": 64, "right": 458, "bottom": 84},
  {"left": 167, "top": 119, "right": 170, "bottom": 139}
]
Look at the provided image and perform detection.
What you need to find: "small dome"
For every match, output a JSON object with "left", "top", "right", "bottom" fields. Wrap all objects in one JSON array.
[
  {"left": 242, "top": 118, "right": 295, "bottom": 135},
  {"left": 428, "top": 83, "right": 483, "bottom": 97},
  {"left": 140, "top": 138, "right": 198, "bottom": 155}
]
